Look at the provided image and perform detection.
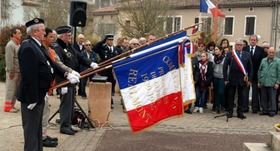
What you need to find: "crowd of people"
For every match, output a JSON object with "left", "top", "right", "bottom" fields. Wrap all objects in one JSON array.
[
  {"left": 188, "top": 34, "right": 280, "bottom": 121},
  {"left": 3, "top": 17, "right": 159, "bottom": 150},
  {"left": 3, "top": 17, "right": 280, "bottom": 150}
]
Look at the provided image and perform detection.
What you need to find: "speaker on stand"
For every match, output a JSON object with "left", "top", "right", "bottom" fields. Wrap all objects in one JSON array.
[{"left": 69, "top": 0, "right": 87, "bottom": 45}]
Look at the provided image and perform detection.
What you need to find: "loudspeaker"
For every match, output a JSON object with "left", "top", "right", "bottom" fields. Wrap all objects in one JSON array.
[{"left": 70, "top": 1, "right": 87, "bottom": 27}]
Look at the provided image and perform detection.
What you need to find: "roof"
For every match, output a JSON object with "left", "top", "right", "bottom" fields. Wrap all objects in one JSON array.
[
  {"left": 92, "top": 6, "right": 119, "bottom": 16},
  {"left": 175, "top": 0, "right": 277, "bottom": 8},
  {"left": 92, "top": 0, "right": 277, "bottom": 15}
]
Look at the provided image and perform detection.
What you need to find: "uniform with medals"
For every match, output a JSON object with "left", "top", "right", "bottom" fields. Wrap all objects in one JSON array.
[{"left": 54, "top": 26, "right": 93, "bottom": 135}]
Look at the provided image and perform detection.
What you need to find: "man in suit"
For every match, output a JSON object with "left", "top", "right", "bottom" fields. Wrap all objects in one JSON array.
[
  {"left": 223, "top": 38, "right": 253, "bottom": 119},
  {"left": 243, "top": 35, "right": 266, "bottom": 113},
  {"left": 80, "top": 40, "right": 99, "bottom": 99},
  {"left": 73, "top": 34, "right": 85, "bottom": 53},
  {"left": 17, "top": 18, "right": 79, "bottom": 151},
  {"left": 93, "top": 34, "right": 123, "bottom": 108}
]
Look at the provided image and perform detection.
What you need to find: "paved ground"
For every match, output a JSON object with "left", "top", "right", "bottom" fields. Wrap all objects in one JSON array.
[{"left": 0, "top": 81, "right": 279, "bottom": 151}]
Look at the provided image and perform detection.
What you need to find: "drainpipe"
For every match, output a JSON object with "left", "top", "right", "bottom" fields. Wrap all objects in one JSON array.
[
  {"left": 271, "top": 1, "right": 275, "bottom": 47},
  {"left": 274, "top": 2, "right": 279, "bottom": 49},
  {"left": 276, "top": 2, "right": 279, "bottom": 49}
]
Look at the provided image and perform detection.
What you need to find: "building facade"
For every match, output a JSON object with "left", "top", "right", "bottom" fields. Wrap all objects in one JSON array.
[{"left": 91, "top": 0, "right": 280, "bottom": 48}]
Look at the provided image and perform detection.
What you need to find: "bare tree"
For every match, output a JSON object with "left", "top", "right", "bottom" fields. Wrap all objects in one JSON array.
[
  {"left": 36, "top": 0, "right": 70, "bottom": 29},
  {"left": 116, "top": 0, "right": 173, "bottom": 38}
]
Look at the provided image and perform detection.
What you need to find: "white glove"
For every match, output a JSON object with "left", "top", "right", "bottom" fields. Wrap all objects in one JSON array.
[
  {"left": 67, "top": 73, "right": 80, "bottom": 84},
  {"left": 90, "top": 62, "right": 99, "bottom": 69},
  {"left": 44, "top": 93, "right": 49, "bottom": 102},
  {"left": 71, "top": 70, "right": 80, "bottom": 77},
  {"left": 27, "top": 103, "right": 37, "bottom": 110},
  {"left": 61, "top": 87, "right": 68, "bottom": 95}
]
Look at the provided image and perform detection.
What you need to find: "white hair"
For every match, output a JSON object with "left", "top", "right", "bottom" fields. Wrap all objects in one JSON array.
[{"left": 26, "top": 23, "right": 43, "bottom": 35}]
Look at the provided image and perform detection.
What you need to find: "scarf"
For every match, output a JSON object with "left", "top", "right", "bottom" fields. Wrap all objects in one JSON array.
[
  {"left": 12, "top": 37, "right": 21, "bottom": 46},
  {"left": 214, "top": 54, "right": 225, "bottom": 64},
  {"left": 199, "top": 60, "right": 208, "bottom": 91}
]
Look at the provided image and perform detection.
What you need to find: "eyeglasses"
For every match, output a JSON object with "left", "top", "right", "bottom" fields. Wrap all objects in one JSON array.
[
  {"left": 262, "top": 47, "right": 269, "bottom": 49},
  {"left": 85, "top": 44, "right": 91, "bottom": 46},
  {"left": 132, "top": 43, "right": 139, "bottom": 46}
]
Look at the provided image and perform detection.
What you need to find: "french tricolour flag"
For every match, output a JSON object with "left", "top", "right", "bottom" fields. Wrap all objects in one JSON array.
[
  {"left": 179, "top": 40, "right": 196, "bottom": 106},
  {"left": 200, "top": 0, "right": 225, "bottom": 17},
  {"left": 113, "top": 40, "right": 184, "bottom": 132}
]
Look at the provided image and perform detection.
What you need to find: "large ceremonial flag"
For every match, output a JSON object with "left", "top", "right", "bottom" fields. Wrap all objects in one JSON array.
[
  {"left": 113, "top": 39, "right": 184, "bottom": 132},
  {"left": 200, "top": 0, "right": 225, "bottom": 17},
  {"left": 179, "top": 40, "right": 196, "bottom": 105}
]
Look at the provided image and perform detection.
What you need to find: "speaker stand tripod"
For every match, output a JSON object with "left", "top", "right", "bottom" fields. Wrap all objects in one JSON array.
[
  {"left": 214, "top": 112, "right": 242, "bottom": 122},
  {"left": 48, "top": 97, "right": 95, "bottom": 128}
]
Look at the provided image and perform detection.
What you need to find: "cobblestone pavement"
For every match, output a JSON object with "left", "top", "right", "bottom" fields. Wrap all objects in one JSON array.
[{"left": 0, "top": 82, "right": 279, "bottom": 151}]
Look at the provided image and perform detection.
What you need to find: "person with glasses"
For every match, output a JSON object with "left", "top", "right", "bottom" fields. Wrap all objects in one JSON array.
[
  {"left": 195, "top": 41, "right": 206, "bottom": 61},
  {"left": 261, "top": 41, "right": 270, "bottom": 55},
  {"left": 80, "top": 40, "right": 99, "bottom": 99},
  {"left": 223, "top": 38, "right": 253, "bottom": 119},
  {"left": 129, "top": 38, "right": 140, "bottom": 50}
]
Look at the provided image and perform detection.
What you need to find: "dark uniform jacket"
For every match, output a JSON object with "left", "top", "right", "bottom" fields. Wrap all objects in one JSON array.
[
  {"left": 54, "top": 38, "right": 92, "bottom": 83},
  {"left": 92, "top": 41, "right": 123, "bottom": 76},
  {"left": 17, "top": 36, "right": 66, "bottom": 105},
  {"left": 243, "top": 45, "right": 266, "bottom": 82},
  {"left": 223, "top": 51, "right": 253, "bottom": 86}
]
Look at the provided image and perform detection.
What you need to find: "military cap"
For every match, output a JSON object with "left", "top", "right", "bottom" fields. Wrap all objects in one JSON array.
[
  {"left": 25, "top": 18, "right": 44, "bottom": 28},
  {"left": 105, "top": 34, "right": 114, "bottom": 40},
  {"left": 56, "top": 26, "right": 72, "bottom": 34}
]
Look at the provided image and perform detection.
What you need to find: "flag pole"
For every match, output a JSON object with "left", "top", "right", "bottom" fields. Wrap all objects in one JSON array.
[
  {"left": 213, "top": 0, "right": 218, "bottom": 42},
  {"left": 51, "top": 23, "right": 202, "bottom": 89}
]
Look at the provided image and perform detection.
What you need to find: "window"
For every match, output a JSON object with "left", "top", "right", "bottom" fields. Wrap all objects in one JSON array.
[
  {"left": 97, "top": 23, "right": 116, "bottom": 36},
  {"left": 201, "top": 17, "right": 211, "bottom": 34},
  {"left": 245, "top": 16, "right": 256, "bottom": 35},
  {"left": 224, "top": 16, "right": 234, "bottom": 35},
  {"left": 194, "top": 17, "right": 211, "bottom": 33},
  {"left": 162, "top": 16, "right": 182, "bottom": 34}
]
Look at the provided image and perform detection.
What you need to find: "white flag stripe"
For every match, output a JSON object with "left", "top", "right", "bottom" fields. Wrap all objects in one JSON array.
[
  {"left": 121, "top": 69, "right": 181, "bottom": 111},
  {"left": 180, "top": 54, "right": 196, "bottom": 103},
  {"left": 130, "top": 36, "right": 188, "bottom": 58}
]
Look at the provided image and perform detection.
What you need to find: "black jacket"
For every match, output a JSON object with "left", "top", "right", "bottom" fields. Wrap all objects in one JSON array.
[
  {"left": 194, "top": 61, "right": 214, "bottom": 88},
  {"left": 223, "top": 51, "right": 253, "bottom": 86},
  {"left": 54, "top": 38, "right": 92, "bottom": 83},
  {"left": 92, "top": 41, "right": 123, "bottom": 76},
  {"left": 17, "top": 36, "right": 66, "bottom": 105},
  {"left": 243, "top": 45, "right": 266, "bottom": 81}
]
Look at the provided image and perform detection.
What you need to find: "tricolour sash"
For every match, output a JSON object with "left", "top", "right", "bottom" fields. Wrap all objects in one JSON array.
[{"left": 232, "top": 50, "right": 248, "bottom": 82}]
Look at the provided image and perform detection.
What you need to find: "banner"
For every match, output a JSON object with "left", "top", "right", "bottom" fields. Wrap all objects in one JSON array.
[
  {"left": 113, "top": 44, "right": 183, "bottom": 132},
  {"left": 179, "top": 40, "right": 196, "bottom": 105}
]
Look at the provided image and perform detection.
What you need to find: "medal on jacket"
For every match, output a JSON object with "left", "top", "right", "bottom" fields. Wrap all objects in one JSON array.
[
  {"left": 105, "top": 50, "right": 108, "bottom": 59},
  {"left": 47, "top": 61, "right": 54, "bottom": 74},
  {"left": 244, "top": 76, "right": 248, "bottom": 82}
]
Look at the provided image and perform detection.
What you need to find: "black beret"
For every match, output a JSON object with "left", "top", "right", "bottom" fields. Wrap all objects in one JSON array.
[
  {"left": 56, "top": 26, "right": 72, "bottom": 34},
  {"left": 25, "top": 18, "right": 44, "bottom": 28},
  {"left": 105, "top": 34, "right": 114, "bottom": 40}
]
